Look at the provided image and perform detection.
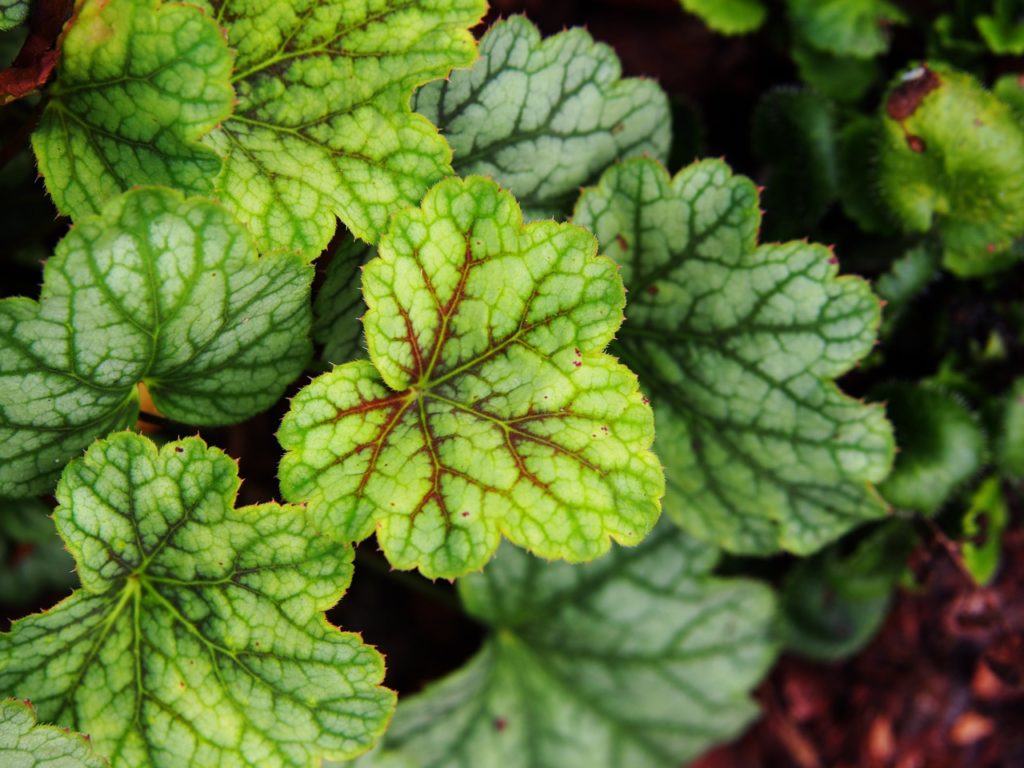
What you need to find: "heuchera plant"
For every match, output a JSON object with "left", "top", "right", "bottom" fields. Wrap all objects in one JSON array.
[{"left": 0, "top": 1, "right": 1022, "bottom": 766}]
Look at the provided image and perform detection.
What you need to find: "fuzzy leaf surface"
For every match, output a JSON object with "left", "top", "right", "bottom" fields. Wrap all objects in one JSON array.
[
  {"left": 679, "top": 0, "right": 765, "bottom": 35},
  {"left": 414, "top": 16, "right": 670, "bottom": 221},
  {"left": 876, "top": 383, "right": 984, "bottom": 514},
  {"left": 0, "top": 433, "right": 395, "bottom": 767},
  {"left": 32, "top": 0, "right": 233, "bottom": 220},
  {"left": 0, "top": 698, "right": 107, "bottom": 768},
  {"left": 203, "top": 0, "right": 484, "bottom": 257},
  {"left": 787, "top": 0, "right": 905, "bottom": 58},
  {"left": 374, "top": 524, "right": 777, "bottom": 768},
  {"left": 0, "top": 187, "right": 312, "bottom": 497},
  {"left": 879, "top": 64, "right": 1024, "bottom": 276},
  {"left": 280, "top": 176, "right": 663, "bottom": 578},
  {"left": 574, "top": 158, "right": 893, "bottom": 555}
]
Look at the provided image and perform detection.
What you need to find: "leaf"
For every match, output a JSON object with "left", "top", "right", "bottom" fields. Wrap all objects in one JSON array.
[
  {"left": 678, "top": 0, "right": 766, "bottom": 35},
  {"left": 874, "top": 243, "right": 941, "bottom": 335},
  {"left": 374, "top": 525, "right": 777, "bottom": 768},
  {"left": 0, "top": 187, "right": 313, "bottom": 497},
  {"left": 995, "top": 377, "right": 1024, "bottom": 479},
  {"left": 780, "top": 520, "right": 914, "bottom": 661},
  {"left": 31, "top": 0, "right": 234, "bottom": 220},
  {"left": 994, "top": 73, "right": 1024, "bottom": 121},
  {"left": 413, "top": 16, "right": 671, "bottom": 221},
  {"left": 961, "top": 477, "right": 1008, "bottom": 586},
  {"left": 836, "top": 116, "right": 894, "bottom": 232},
  {"left": 0, "top": 497, "right": 77, "bottom": 605},
  {"left": 0, "top": 698, "right": 107, "bottom": 767},
  {"left": 791, "top": 42, "right": 881, "bottom": 103},
  {"left": 786, "top": 0, "right": 906, "bottom": 59},
  {"left": 876, "top": 383, "right": 985, "bottom": 515},
  {"left": 573, "top": 158, "right": 894, "bottom": 555},
  {"left": 751, "top": 87, "right": 838, "bottom": 239},
  {"left": 279, "top": 175, "right": 664, "bottom": 579},
  {"left": 202, "top": 0, "right": 484, "bottom": 257},
  {"left": 878, "top": 63, "right": 1024, "bottom": 277},
  {"left": 0, "top": 432, "right": 395, "bottom": 767},
  {"left": 976, "top": 0, "right": 1024, "bottom": 55},
  {"left": 0, "top": 0, "right": 28, "bottom": 32},
  {"left": 313, "top": 236, "right": 375, "bottom": 365}
]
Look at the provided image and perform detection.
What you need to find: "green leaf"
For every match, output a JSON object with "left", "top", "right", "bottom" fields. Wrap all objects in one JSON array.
[
  {"left": 375, "top": 525, "right": 777, "bottom": 768},
  {"left": 0, "top": 698, "right": 107, "bottom": 768},
  {"left": 791, "top": 43, "right": 881, "bottom": 103},
  {"left": 574, "top": 158, "right": 893, "bottom": 555},
  {"left": 279, "top": 176, "right": 664, "bottom": 579},
  {"left": 836, "top": 116, "right": 894, "bottom": 232},
  {"left": 32, "top": 0, "right": 234, "bottom": 220},
  {"left": 313, "top": 236, "right": 375, "bottom": 366},
  {"left": 203, "top": 0, "right": 484, "bottom": 257},
  {"left": 0, "top": 187, "right": 312, "bottom": 497},
  {"left": 0, "top": 432, "right": 395, "bottom": 767},
  {"left": 780, "top": 520, "right": 914, "bottom": 661},
  {"left": 0, "top": 0, "right": 28, "bottom": 32},
  {"left": 413, "top": 16, "right": 671, "bottom": 221},
  {"left": 751, "top": 87, "right": 838, "bottom": 239},
  {"left": 994, "top": 73, "right": 1024, "bottom": 120},
  {"left": 0, "top": 498, "right": 77, "bottom": 606},
  {"left": 787, "top": 0, "right": 906, "bottom": 59},
  {"left": 679, "top": 0, "right": 766, "bottom": 35},
  {"left": 876, "top": 383, "right": 985, "bottom": 514},
  {"left": 961, "top": 476, "right": 1008, "bottom": 585},
  {"left": 875, "top": 243, "right": 941, "bottom": 334},
  {"left": 878, "top": 63, "right": 1024, "bottom": 277},
  {"left": 976, "top": 0, "right": 1024, "bottom": 55},
  {"left": 995, "top": 377, "right": 1024, "bottom": 478}
]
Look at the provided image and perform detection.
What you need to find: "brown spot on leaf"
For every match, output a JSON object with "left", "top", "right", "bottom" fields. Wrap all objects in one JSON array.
[
  {"left": 886, "top": 65, "right": 941, "bottom": 121},
  {"left": 494, "top": 717, "right": 507, "bottom": 732},
  {"left": 646, "top": 284, "right": 659, "bottom": 295},
  {"left": 906, "top": 135, "right": 927, "bottom": 153},
  {"left": 615, "top": 234, "right": 628, "bottom": 250}
]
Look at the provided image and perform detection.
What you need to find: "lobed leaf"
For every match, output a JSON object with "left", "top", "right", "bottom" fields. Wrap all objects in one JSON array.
[
  {"left": 203, "top": 0, "right": 485, "bottom": 257},
  {"left": 878, "top": 63, "right": 1024, "bottom": 277},
  {"left": 0, "top": 432, "right": 395, "bottom": 767},
  {"left": 0, "top": 698, "right": 106, "bottom": 768},
  {"left": 280, "top": 176, "right": 664, "bottom": 579},
  {"left": 32, "top": 0, "right": 234, "bottom": 220},
  {"left": 678, "top": 0, "right": 766, "bottom": 35},
  {"left": 574, "top": 158, "right": 894, "bottom": 555},
  {"left": 414, "top": 16, "right": 671, "bottom": 221},
  {"left": 0, "top": 187, "right": 312, "bottom": 497},
  {"left": 372, "top": 525, "right": 778, "bottom": 768}
]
